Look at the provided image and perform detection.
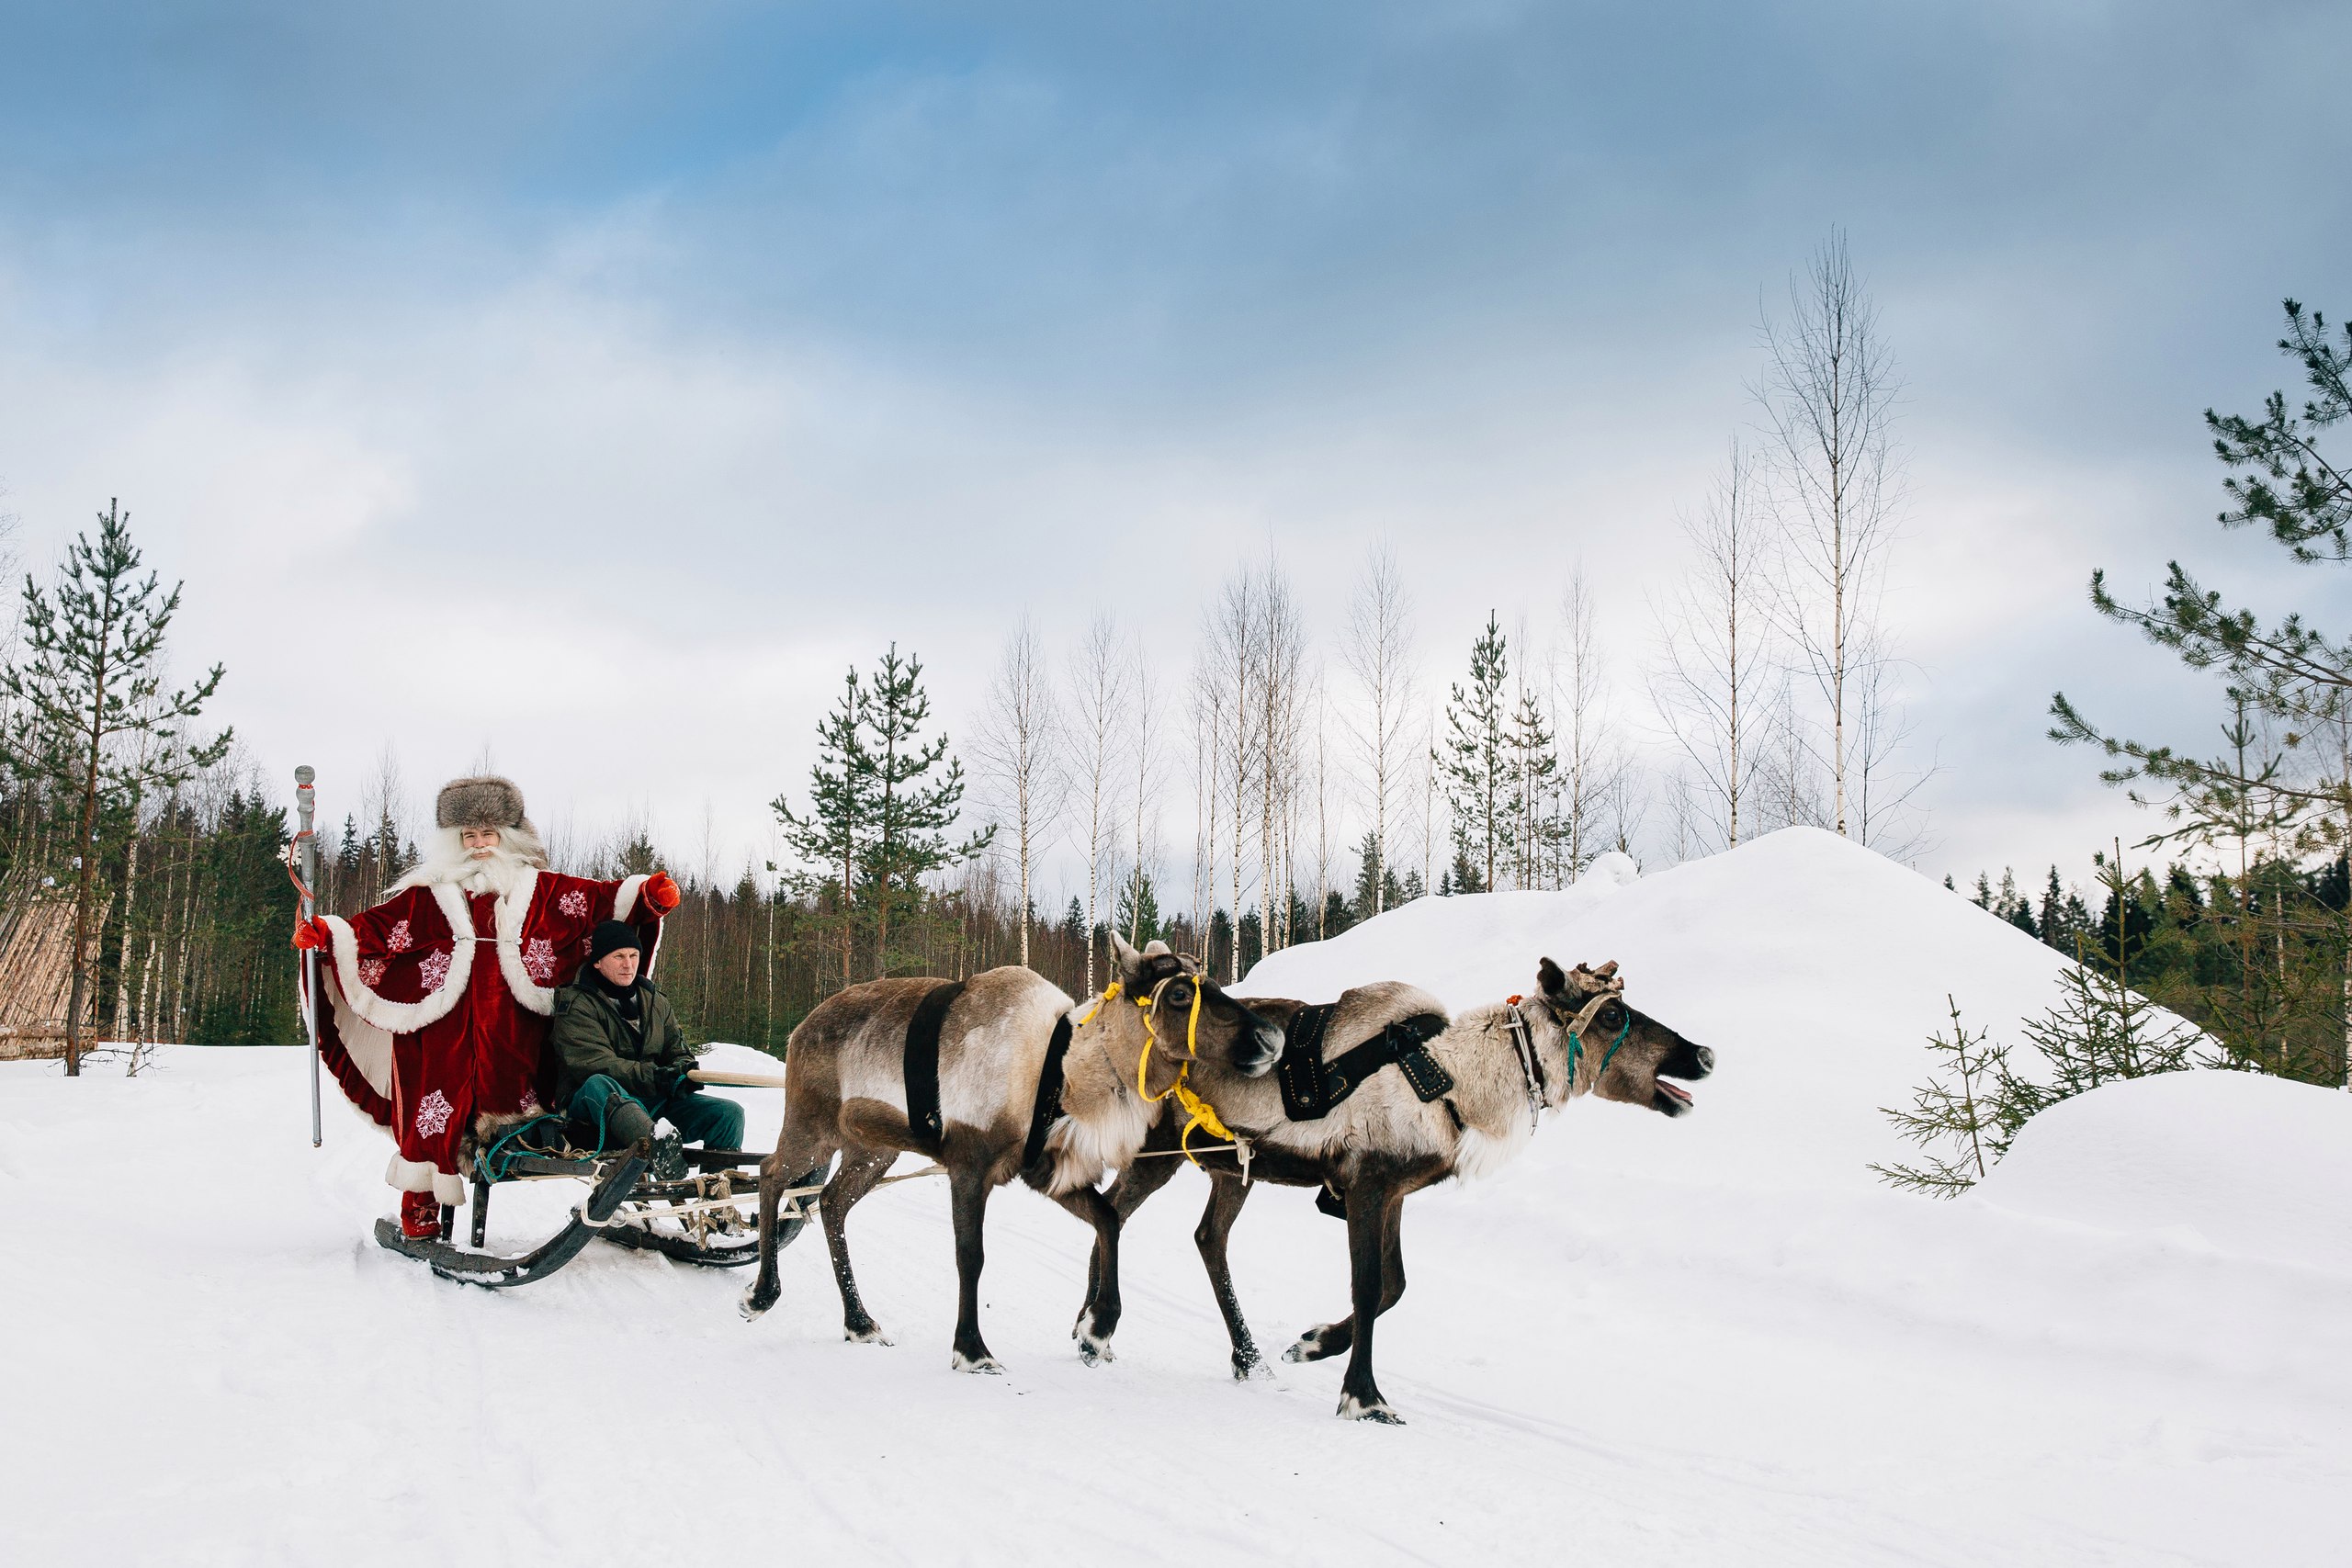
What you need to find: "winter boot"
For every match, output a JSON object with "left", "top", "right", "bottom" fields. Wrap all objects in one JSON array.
[{"left": 401, "top": 1190, "right": 443, "bottom": 1241}]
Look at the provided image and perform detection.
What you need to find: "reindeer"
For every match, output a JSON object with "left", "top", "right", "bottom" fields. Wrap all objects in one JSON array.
[
  {"left": 741, "top": 961, "right": 1281, "bottom": 1371},
  {"left": 1060, "top": 938, "right": 1713, "bottom": 1421}
]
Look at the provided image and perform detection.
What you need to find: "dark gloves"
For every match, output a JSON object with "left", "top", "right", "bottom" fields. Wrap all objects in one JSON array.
[{"left": 662, "top": 1067, "right": 699, "bottom": 1099}]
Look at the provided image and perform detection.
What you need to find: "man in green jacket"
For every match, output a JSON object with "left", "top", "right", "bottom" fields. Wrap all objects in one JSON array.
[{"left": 548, "top": 921, "right": 744, "bottom": 1152}]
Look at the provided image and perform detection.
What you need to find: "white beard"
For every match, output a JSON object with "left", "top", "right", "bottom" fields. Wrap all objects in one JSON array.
[{"left": 391, "top": 828, "right": 538, "bottom": 900}]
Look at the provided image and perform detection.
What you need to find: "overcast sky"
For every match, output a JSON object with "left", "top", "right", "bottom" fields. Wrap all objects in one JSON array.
[{"left": 3, "top": 1, "right": 2348, "bottom": 900}]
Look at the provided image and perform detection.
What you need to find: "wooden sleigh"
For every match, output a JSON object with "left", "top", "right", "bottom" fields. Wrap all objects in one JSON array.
[{"left": 371, "top": 1067, "right": 946, "bottom": 1289}]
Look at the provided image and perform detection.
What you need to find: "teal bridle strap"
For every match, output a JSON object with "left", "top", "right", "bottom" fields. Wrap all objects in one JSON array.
[{"left": 1567, "top": 1011, "right": 1633, "bottom": 1094}]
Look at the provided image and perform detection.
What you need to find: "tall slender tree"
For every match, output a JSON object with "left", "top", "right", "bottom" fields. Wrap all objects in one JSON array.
[
  {"left": 1651, "top": 441, "right": 1771, "bottom": 852},
  {"left": 774, "top": 668, "right": 875, "bottom": 987},
  {"left": 2, "top": 502, "right": 226, "bottom": 1075},
  {"left": 1758, "top": 229, "right": 1904, "bottom": 840},
  {"left": 972, "top": 617, "right": 1065, "bottom": 968},
  {"left": 1340, "top": 541, "right": 1417, "bottom": 916},
  {"left": 862, "top": 645, "right": 992, "bottom": 977},
  {"left": 1440, "top": 612, "right": 1516, "bottom": 893},
  {"left": 1068, "top": 616, "right": 1133, "bottom": 991}
]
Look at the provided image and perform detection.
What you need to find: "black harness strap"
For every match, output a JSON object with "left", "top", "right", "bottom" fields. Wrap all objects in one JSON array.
[
  {"left": 1021, "top": 1015, "right": 1073, "bottom": 1172},
  {"left": 1277, "top": 1009, "right": 1453, "bottom": 1122},
  {"left": 1274, "top": 1003, "right": 1340, "bottom": 1120},
  {"left": 902, "top": 980, "right": 965, "bottom": 1152}
]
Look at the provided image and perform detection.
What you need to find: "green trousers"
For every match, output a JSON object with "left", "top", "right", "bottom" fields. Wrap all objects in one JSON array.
[{"left": 568, "top": 1073, "right": 745, "bottom": 1152}]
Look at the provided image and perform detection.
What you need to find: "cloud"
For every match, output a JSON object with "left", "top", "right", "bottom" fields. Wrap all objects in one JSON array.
[{"left": 1, "top": 0, "right": 2348, "bottom": 893}]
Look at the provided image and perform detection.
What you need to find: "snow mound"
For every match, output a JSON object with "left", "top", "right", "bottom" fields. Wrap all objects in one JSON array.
[
  {"left": 1974, "top": 1069, "right": 2352, "bottom": 1273},
  {"left": 1238, "top": 827, "right": 2082, "bottom": 1190}
]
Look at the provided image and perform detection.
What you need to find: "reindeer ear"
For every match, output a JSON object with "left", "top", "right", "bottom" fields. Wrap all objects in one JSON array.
[
  {"left": 1142, "top": 940, "right": 1172, "bottom": 958},
  {"left": 1109, "top": 931, "right": 1146, "bottom": 983},
  {"left": 1538, "top": 957, "right": 1567, "bottom": 998},
  {"left": 1595, "top": 959, "right": 1619, "bottom": 978}
]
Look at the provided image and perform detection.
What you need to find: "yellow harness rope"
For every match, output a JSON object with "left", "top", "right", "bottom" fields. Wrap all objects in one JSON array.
[{"left": 1128, "top": 975, "right": 1236, "bottom": 1162}]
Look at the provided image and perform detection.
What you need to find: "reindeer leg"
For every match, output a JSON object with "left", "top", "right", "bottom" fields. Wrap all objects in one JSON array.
[
  {"left": 1334, "top": 1174, "right": 1403, "bottom": 1424},
  {"left": 1079, "top": 1152, "right": 1182, "bottom": 1342},
  {"left": 821, "top": 1146, "right": 898, "bottom": 1345},
  {"left": 1194, "top": 1173, "right": 1267, "bottom": 1381},
  {"left": 948, "top": 1165, "right": 1002, "bottom": 1373},
  {"left": 741, "top": 1125, "right": 833, "bottom": 1322},
  {"left": 1286, "top": 1184, "right": 1408, "bottom": 1363},
  {"left": 1052, "top": 1185, "right": 1124, "bottom": 1365}
]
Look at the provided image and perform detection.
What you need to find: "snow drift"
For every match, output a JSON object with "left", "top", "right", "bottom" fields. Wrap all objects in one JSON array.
[
  {"left": 1240, "top": 826, "right": 2086, "bottom": 1190},
  {"left": 1977, "top": 1068, "right": 2352, "bottom": 1274},
  {"left": 6, "top": 826, "right": 2346, "bottom": 1566}
]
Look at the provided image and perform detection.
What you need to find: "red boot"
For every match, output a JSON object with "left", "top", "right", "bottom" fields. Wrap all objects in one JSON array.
[{"left": 401, "top": 1190, "right": 443, "bottom": 1241}]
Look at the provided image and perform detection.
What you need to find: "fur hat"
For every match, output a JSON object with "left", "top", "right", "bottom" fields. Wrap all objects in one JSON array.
[{"left": 435, "top": 774, "right": 531, "bottom": 832}]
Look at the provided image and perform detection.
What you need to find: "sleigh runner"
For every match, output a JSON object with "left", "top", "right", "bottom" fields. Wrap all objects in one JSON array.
[{"left": 367, "top": 1084, "right": 839, "bottom": 1287}]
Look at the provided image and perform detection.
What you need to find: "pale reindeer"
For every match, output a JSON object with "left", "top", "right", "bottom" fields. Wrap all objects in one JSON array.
[
  {"left": 1055, "top": 937, "right": 1714, "bottom": 1421},
  {"left": 740, "top": 961, "right": 1281, "bottom": 1371}
]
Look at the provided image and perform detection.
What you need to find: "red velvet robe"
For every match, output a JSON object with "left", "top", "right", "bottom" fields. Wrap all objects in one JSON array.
[{"left": 307, "top": 867, "right": 662, "bottom": 1201}]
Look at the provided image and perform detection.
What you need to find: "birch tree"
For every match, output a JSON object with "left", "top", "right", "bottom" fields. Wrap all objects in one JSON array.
[
  {"left": 972, "top": 616, "right": 1066, "bottom": 968},
  {"left": 1254, "top": 567, "right": 1306, "bottom": 954},
  {"left": 1068, "top": 615, "right": 1133, "bottom": 991},
  {"left": 1650, "top": 441, "right": 1772, "bottom": 851},
  {"left": 1204, "top": 571, "right": 1260, "bottom": 979},
  {"left": 1758, "top": 228, "right": 1903, "bottom": 839},
  {"left": 1127, "top": 632, "right": 1165, "bottom": 947},
  {"left": 1340, "top": 542, "right": 1417, "bottom": 916},
  {"left": 1555, "top": 569, "right": 1623, "bottom": 879}
]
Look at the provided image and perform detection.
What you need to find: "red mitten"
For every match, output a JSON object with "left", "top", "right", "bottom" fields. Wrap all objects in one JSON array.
[
  {"left": 642, "top": 871, "right": 681, "bottom": 915},
  {"left": 292, "top": 916, "right": 334, "bottom": 952}
]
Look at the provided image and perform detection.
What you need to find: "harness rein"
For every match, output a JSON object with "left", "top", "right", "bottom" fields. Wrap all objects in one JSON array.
[{"left": 1502, "top": 985, "right": 1632, "bottom": 1134}]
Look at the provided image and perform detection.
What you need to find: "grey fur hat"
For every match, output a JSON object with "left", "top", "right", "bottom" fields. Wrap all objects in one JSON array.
[{"left": 435, "top": 774, "right": 531, "bottom": 832}]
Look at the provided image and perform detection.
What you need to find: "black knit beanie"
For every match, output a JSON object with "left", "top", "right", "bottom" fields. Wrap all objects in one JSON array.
[{"left": 588, "top": 920, "right": 643, "bottom": 964}]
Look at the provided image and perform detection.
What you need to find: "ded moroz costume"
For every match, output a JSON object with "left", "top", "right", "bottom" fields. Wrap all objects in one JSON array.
[{"left": 295, "top": 774, "right": 682, "bottom": 1238}]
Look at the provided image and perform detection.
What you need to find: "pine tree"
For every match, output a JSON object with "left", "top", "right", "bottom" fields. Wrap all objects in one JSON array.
[
  {"left": 1440, "top": 612, "right": 1516, "bottom": 892},
  {"left": 774, "top": 668, "right": 875, "bottom": 987},
  {"left": 1116, "top": 869, "right": 1163, "bottom": 946},
  {"left": 0, "top": 502, "right": 227, "bottom": 1075},
  {"left": 860, "top": 646, "right": 991, "bottom": 977},
  {"left": 1509, "top": 686, "right": 1559, "bottom": 887},
  {"left": 1871, "top": 997, "right": 2007, "bottom": 1196}
]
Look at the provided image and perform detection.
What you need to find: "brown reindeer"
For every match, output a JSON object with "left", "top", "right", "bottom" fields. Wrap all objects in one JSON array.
[
  {"left": 1063, "top": 940, "right": 1713, "bottom": 1420},
  {"left": 741, "top": 960, "right": 1282, "bottom": 1371}
]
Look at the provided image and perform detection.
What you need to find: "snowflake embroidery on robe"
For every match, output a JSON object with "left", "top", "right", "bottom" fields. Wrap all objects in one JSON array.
[
  {"left": 522, "top": 937, "right": 557, "bottom": 982},
  {"left": 386, "top": 919, "right": 413, "bottom": 953},
  {"left": 413, "top": 1090, "right": 455, "bottom": 1138},
  {"left": 419, "top": 948, "right": 452, "bottom": 992},
  {"left": 358, "top": 957, "right": 388, "bottom": 987},
  {"left": 558, "top": 888, "right": 589, "bottom": 919}
]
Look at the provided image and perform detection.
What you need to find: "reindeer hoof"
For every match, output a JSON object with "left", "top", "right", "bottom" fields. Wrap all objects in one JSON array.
[
  {"left": 739, "top": 1285, "right": 774, "bottom": 1322},
  {"left": 843, "top": 1324, "right": 893, "bottom": 1346},
  {"left": 1076, "top": 1333, "right": 1116, "bottom": 1367},
  {"left": 1284, "top": 1325, "right": 1340, "bottom": 1363},
  {"left": 1233, "top": 1348, "right": 1272, "bottom": 1382},
  {"left": 1338, "top": 1394, "right": 1405, "bottom": 1425},
  {"left": 951, "top": 1350, "right": 1006, "bottom": 1375}
]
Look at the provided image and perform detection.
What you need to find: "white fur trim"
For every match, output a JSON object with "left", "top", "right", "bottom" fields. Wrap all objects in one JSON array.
[
  {"left": 322, "top": 970, "right": 396, "bottom": 1104},
  {"left": 384, "top": 1156, "right": 469, "bottom": 1204},
  {"left": 614, "top": 874, "right": 649, "bottom": 922},
  {"left": 489, "top": 867, "right": 556, "bottom": 1017},
  {"left": 613, "top": 873, "right": 669, "bottom": 977},
  {"left": 320, "top": 883, "right": 479, "bottom": 1036}
]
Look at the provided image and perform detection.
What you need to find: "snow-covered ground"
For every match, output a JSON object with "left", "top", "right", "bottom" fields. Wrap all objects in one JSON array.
[{"left": 5, "top": 828, "right": 2346, "bottom": 1565}]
